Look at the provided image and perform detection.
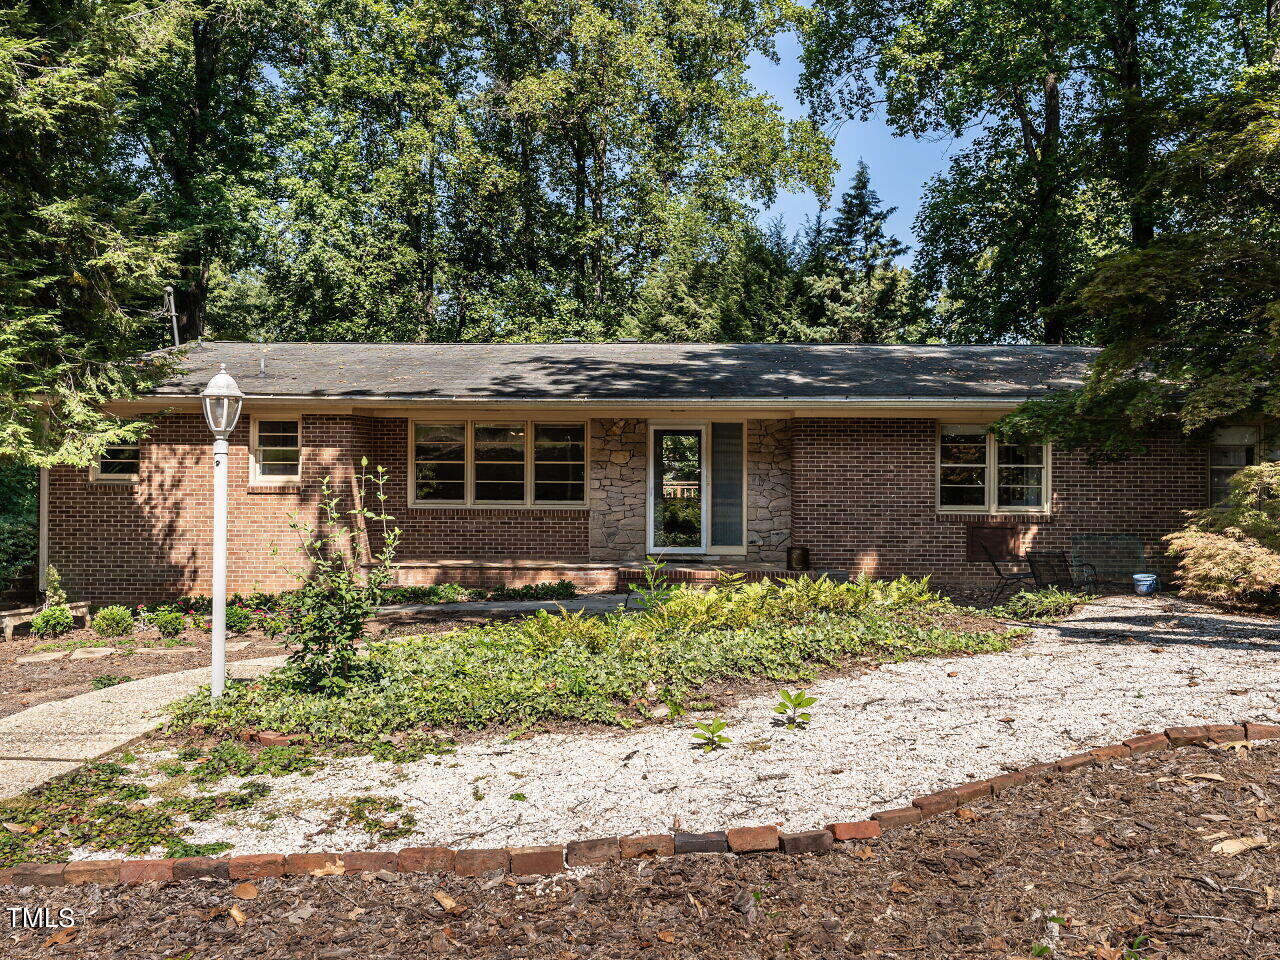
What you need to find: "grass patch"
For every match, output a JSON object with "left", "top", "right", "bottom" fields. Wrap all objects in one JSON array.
[{"left": 170, "top": 575, "right": 1020, "bottom": 743}]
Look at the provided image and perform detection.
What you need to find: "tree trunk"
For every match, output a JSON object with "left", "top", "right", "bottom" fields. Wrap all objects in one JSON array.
[
  {"left": 1038, "top": 69, "right": 1065, "bottom": 343},
  {"left": 1111, "top": 0, "right": 1155, "bottom": 247}
]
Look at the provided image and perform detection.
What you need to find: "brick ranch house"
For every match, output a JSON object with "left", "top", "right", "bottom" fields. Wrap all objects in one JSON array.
[{"left": 36, "top": 341, "right": 1269, "bottom": 603}]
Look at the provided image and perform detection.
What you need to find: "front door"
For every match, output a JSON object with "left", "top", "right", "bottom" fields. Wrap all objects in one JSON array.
[{"left": 650, "top": 427, "right": 706, "bottom": 553}]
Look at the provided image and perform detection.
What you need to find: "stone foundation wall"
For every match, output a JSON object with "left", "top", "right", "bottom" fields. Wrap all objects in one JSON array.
[
  {"left": 746, "top": 420, "right": 792, "bottom": 562},
  {"left": 589, "top": 418, "right": 648, "bottom": 561}
]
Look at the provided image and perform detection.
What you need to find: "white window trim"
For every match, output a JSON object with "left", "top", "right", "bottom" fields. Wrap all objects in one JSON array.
[
  {"left": 936, "top": 423, "right": 1052, "bottom": 515},
  {"left": 408, "top": 419, "right": 589, "bottom": 509},
  {"left": 1209, "top": 426, "right": 1262, "bottom": 504},
  {"left": 645, "top": 420, "right": 748, "bottom": 556},
  {"left": 89, "top": 442, "right": 141, "bottom": 483},
  {"left": 250, "top": 416, "right": 302, "bottom": 484}
]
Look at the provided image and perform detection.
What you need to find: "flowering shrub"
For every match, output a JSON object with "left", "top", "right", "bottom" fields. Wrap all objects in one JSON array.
[{"left": 1166, "top": 462, "right": 1280, "bottom": 608}]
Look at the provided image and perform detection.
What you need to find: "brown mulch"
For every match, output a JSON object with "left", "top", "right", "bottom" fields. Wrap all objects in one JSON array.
[
  {"left": 0, "top": 615, "right": 484, "bottom": 720},
  {"left": 7, "top": 741, "right": 1280, "bottom": 958}
]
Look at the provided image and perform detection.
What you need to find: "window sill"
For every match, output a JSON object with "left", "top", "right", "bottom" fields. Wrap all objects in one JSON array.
[
  {"left": 88, "top": 478, "right": 139, "bottom": 486},
  {"left": 247, "top": 483, "right": 303, "bottom": 494},
  {"left": 407, "top": 502, "right": 590, "bottom": 512},
  {"left": 938, "top": 511, "right": 1054, "bottom": 523}
]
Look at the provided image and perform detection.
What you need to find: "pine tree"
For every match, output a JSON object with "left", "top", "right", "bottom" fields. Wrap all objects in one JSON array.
[{"left": 828, "top": 161, "right": 909, "bottom": 280}]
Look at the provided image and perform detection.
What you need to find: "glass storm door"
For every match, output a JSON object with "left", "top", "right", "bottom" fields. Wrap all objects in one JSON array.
[{"left": 652, "top": 428, "right": 706, "bottom": 552}]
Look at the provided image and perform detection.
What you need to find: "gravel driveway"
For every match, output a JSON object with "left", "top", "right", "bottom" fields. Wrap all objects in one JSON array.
[{"left": 146, "top": 594, "right": 1280, "bottom": 856}]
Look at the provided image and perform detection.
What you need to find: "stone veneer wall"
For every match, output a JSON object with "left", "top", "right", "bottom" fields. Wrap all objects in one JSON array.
[
  {"left": 747, "top": 419, "right": 792, "bottom": 562},
  {"left": 589, "top": 418, "right": 648, "bottom": 561}
]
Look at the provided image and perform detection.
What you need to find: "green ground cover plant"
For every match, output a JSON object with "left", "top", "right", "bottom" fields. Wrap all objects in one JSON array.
[
  {"left": 0, "top": 762, "right": 233, "bottom": 866},
  {"left": 170, "top": 575, "right": 1022, "bottom": 742},
  {"left": 985, "top": 587, "right": 1090, "bottom": 622}
]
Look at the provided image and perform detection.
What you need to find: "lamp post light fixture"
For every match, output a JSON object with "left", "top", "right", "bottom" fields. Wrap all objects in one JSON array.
[{"left": 201, "top": 364, "right": 244, "bottom": 698}]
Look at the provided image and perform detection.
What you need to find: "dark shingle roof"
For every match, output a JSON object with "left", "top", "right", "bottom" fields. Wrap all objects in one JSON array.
[{"left": 151, "top": 341, "right": 1096, "bottom": 402}]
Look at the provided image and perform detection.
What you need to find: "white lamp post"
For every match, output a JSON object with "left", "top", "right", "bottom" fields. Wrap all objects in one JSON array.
[{"left": 201, "top": 364, "right": 244, "bottom": 698}]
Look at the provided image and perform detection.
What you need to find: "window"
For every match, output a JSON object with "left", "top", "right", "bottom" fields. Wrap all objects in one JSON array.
[
  {"left": 473, "top": 423, "right": 526, "bottom": 502},
  {"left": 252, "top": 419, "right": 301, "bottom": 482},
  {"left": 413, "top": 423, "right": 466, "bottom": 502},
  {"left": 938, "top": 425, "right": 1048, "bottom": 513},
  {"left": 533, "top": 424, "right": 586, "bottom": 503},
  {"left": 94, "top": 442, "right": 140, "bottom": 481},
  {"left": 411, "top": 421, "right": 587, "bottom": 506},
  {"left": 1210, "top": 426, "right": 1259, "bottom": 504}
]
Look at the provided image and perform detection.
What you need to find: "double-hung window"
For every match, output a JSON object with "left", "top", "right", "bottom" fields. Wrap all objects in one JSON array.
[
  {"left": 1210, "top": 426, "right": 1259, "bottom": 504},
  {"left": 938, "top": 425, "right": 1048, "bottom": 513},
  {"left": 411, "top": 421, "right": 586, "bottom": 506},
  {"left": 93, "top": 442, "right": 141, "bottom": 482},
  {"left": 251, "top": 418, "right": 301, "bottom": 482}
]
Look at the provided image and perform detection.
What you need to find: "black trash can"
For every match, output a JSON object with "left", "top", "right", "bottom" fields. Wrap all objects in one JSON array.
[{"left": 786, "top": 546, "right": 810, "bottom": 572}]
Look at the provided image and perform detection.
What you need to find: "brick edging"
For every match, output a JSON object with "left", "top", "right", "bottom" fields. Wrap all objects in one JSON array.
[{"left": 3, "top": 722, "right": 1277, "bottom": 889}]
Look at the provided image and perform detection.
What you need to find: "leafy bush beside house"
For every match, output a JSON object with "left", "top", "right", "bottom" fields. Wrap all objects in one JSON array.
[{"left": 1166, "top": 463, "right": 1280, "bottom": 609}]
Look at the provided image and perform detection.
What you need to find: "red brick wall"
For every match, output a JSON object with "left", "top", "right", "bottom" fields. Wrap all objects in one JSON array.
[
  {"left": 368, "top": 419, "right": 590, "bottom": 561},
  {"left": 790, "top": 418, "right": 1207, "bottom": 582},
  {"left": 48, "top": 413, "right": 590, "bottom": 603},
  {"left": 49, "top": 412, "right": 1210, "bottom": 603},
  {"left": 47, "top": 413, "right": 373, "bottom": 603}
]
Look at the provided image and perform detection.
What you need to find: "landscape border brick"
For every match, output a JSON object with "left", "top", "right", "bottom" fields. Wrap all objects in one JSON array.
[{"left": 4, "top": 721, "right": 1278, "bottom": 889}]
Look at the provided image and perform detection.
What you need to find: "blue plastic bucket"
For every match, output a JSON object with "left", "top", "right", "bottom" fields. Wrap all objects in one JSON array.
[{"left": 1132, "top": 573, "right": 1159, "bottom": 596}]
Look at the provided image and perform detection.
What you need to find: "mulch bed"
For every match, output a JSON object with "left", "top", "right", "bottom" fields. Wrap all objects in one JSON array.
[{"left": 7, "top": 739, "right": 1279, "bottom": 958}]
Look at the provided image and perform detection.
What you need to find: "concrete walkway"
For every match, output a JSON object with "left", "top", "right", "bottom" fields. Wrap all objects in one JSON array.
[{"left": 0, "top": 656, "right": 285, "bottom": 800}]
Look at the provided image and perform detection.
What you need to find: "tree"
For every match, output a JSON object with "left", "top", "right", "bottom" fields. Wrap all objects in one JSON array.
[
  {"left": 126, "top": 0, "right": 295, "bottom": 341},
  {"left": 221, "top": 0, "right": 834, "bottom": 344},
  {"left": 798, "top": 0, "right": 1270, "bottom": 343},
  {"left": 0, "top": 0, "right": 178, "bottom": 466},
  {"left": 995, "top": 66, "right": 1280, "bottom": 457},
  {"left": 827, "top": 161, "right": 907, "bottom": 281},
  {"left": 789, "top": 164, "right": 933, "bottom": 343}
]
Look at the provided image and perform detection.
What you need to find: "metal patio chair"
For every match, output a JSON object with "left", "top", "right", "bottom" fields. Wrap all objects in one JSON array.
[
  {"left": 1026, "top": 550, "right": 1099, "bottom": 593},
  {"left": 980, "top": 541, "right": 1036, "bottom": 603}
]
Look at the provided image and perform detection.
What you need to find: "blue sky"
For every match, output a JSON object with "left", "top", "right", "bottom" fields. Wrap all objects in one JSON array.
[{"left": 746, "top": 33, "right": 972, "bottom": 250}]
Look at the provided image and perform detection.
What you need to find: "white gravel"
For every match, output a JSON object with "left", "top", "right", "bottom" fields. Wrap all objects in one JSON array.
[{"left": 122, "top": 595, "right": 1280, "bottom": 856}]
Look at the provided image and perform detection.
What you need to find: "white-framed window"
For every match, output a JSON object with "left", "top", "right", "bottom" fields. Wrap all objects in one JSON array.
[
  {"left": 937, "top": 424, "right": 1049, "bottom": 513},
  {"left": 1210, "top": 426, "right": 1259, "bottom": 504},
  {"left": 91, "top": 442, "right": 141, "bottom": 482},
  {"left": 410, "top": 420, "right": 587, "bottom": 506},
  {"left": 251, "top": 418, "right": 301, "bottom": 482}
]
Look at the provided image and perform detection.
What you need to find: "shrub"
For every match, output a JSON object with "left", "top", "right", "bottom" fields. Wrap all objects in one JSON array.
[
  {"left": 487, "top": 580, "right": 577, "bottom": 602},
  {"left": 1166, "top": 462, "right": 1280, "bottom": 608},
  {"left": 31, "top": 605, "right": 74, "bottom": 638},
  {"left": 224, "top": 605, "right": 255, "bottom": 634},
  {"left": 44, "top": 564, "right": 68, "bottom": 608},
  {"left": 282, "top": 463, "right": 401, "bottom": 692},
  {"left": 151, "top": 609, "right": 187, "bottom": 638},
  {"left": 91, "top": 605, "right": 134, "bottom": 638},
  {"left": 381, "top": 583, "right": 478, "bottom": 605}
]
